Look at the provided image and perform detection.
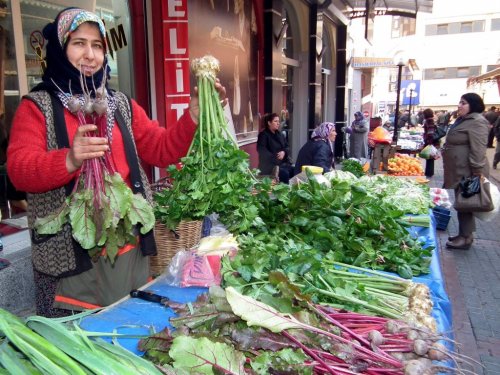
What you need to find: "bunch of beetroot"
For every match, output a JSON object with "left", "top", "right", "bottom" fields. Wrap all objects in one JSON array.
[
  {"left": 34, "top": 69, "right": 155, "bottom": 263},
  {"left": 138, "top": 286, "right": 474, "bottom": 375}
]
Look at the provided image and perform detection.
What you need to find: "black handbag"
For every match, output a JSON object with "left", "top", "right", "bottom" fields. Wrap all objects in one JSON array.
[
  {"left": 432, "top": 126, "right": 447, "bottom": 142},
  {"left": 454, "top": 176, "right": 494, "bottom": 212}
]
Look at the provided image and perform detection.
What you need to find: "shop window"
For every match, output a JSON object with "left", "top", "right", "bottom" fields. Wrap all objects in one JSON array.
[
  {"left": 436, "top": 24, "right": 448, "bottom": 35},
  {"left": 0, "top": 0, "right": 134, "bottom": 220},
  {"left": 460, "top": 22, "right": 472, "bottom": 33},
  {"left": 492, "top": 18, "right": 500, "bottom": 31},
  {"left": 391, "top": 16, "right": 415, "bottom": 38},
  {"left": 433, "top": 69, "right": 446, "bottom": 79},
  {"left": 188, "top": 0, "right": 259, "bottom": 143},
  {"left": 0, "top": 1, "right": 20, "bottom": 168},
  {"left": 19, "top": 1, "right": 133, "bottom": 94},
  {"left": 456, "top": 67, "right": 470, "bottom": 78}
]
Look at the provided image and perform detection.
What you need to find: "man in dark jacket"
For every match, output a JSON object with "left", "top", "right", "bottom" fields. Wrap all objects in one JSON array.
[{"left": 484, "top": 106, "right": 499, "bottom": 148}]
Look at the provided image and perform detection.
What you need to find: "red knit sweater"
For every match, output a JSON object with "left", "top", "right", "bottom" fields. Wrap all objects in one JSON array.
[{"left": 7, "top": 97, "right": 196, "bottom": 193}]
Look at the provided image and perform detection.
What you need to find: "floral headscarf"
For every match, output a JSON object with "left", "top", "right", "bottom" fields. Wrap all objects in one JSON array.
[
  {"left": 56, "top": 8, "right": 106, "bottom": 47},
  {"left": 32, "top": 7, "right": 110, "bottom": 97},
  {"left": 311, "top": 122, "right": 335, "bottom": 140}
]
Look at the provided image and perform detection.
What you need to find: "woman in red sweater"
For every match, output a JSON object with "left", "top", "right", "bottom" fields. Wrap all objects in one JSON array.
[{"left": 7, "top": 8, "right": 224, "bottom": 317}]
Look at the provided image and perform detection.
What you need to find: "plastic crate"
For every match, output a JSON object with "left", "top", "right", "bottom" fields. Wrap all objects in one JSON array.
[{"left": 433, "top": 206, "right": 451, "bottom": 231}]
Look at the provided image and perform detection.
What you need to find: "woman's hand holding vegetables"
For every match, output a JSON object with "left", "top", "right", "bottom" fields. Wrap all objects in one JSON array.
[
  {"left": 66, "top": 124, "right": 109, "bottom": 173},
  {"left": 189, "top": 78, "right": 227, "bottom": 125}
]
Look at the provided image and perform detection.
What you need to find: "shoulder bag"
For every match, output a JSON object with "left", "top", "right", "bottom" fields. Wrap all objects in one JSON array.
[
  {"left": 454, "top": 176, "right": 494, "bottom": 212},
  {"left": 432, "top": 126, "right": 447, "bottom": 142}
]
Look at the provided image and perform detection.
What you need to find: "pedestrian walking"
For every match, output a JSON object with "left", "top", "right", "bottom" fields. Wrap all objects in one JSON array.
[
  {"left": 484, "top": 106, "right": 499, "bottom": 148},
  {"left": 422, "top": 108, "right": 440, "bottom": 178}
]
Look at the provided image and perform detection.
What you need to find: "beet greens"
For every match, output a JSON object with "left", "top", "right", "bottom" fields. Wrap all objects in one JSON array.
[
  {"left": 34, "top": 73, "right": 154, "bottom": 262},
  {"left": 138, "top": 286, "right": 465, "bottom": 374}
]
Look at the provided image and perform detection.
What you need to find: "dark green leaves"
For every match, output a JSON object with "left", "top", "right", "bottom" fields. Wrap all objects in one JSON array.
[{"left": 34, "top": 173, "right": 155, "bottom": 263}]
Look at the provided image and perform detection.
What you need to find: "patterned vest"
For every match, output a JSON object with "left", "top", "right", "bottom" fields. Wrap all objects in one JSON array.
[{"left": 25, "top": 91, "right": 154, "bottom": 277}]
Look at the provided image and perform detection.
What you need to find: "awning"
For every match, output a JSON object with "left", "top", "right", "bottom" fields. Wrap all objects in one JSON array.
[
  {"left": 332, "top": 0, "right": 433, "bottom": 19},
  {"left": 467, "top": 67, "right": 500, "bottom": 94},
  {"left": 467, "top": 67, "right": 500, "bottom": 85}
]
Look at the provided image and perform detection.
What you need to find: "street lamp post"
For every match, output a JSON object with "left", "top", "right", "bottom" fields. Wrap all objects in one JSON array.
[
  {"left": 392, "top": 59, "right": 405, "bottom": 143},
  {"left": 408, "top": 88, "right": 414, "bottom": 128}
]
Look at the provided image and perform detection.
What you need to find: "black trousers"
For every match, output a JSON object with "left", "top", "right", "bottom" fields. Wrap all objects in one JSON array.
[{"left": 425, "top": 158, "right": 435, "bottom": 177}]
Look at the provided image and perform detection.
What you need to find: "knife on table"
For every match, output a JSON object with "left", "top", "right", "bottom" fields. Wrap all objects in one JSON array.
[{"left": 130, "top": 289, "right": 170, "bottom": 307}]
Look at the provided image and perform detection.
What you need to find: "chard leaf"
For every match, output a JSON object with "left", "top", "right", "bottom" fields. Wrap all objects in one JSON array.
[
  {"left": 34, "top": 203, "right": 70, "bottom": 234},
  {"left": 251, "top": 348, "right": 309, "bottom": 375},
  {"left": 169, "top": 336, "right": 246, "bottom": 374},
  {"left": 225, "top": 287, "right": 302, "bottom": 333},
  {"left": 128, "top": 194, "right": 155, "bottom": 234},
  {"left": 104, "top": 229, "right": 119, "bottom": 263},
  {"left": 107, "top": 173, "right": 133, "bottom": 219},
  {"left": 69, "top": 190, "right": 97, "bottom": 249}
]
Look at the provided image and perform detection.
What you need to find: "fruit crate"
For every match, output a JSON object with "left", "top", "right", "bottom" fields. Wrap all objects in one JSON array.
[{"left": 432, "top": 206, "right": 451, "bottom": 231}]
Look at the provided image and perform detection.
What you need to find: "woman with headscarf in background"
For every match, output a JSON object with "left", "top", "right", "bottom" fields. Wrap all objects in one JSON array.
[
  {"left": 442, "top": 93, "right": 489, "bottom": 250},
  {"left": 7, "top": 8, "right": 225, "bottom": 317},
  {"left": 294, "top": 122, "right": 336, "bottom": 175},
  {"left": 346, "top": 111, "right": 369, "bottom": 159}
]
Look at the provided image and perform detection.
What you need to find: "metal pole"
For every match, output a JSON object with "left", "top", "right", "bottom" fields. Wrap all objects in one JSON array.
[
  {"left": 408, "top": 89, "right": 413, "bottom": 128},
  {"left": 392, "top": 63, "right": 403, "bottom": 143}
]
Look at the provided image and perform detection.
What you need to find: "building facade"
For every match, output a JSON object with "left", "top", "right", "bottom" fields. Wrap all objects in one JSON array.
[
  {"left": 0, "top": 0, "right": 353, "bottom": 177},
  {"left": 348, "top": 0, "right": 500, "bottom": 122}
]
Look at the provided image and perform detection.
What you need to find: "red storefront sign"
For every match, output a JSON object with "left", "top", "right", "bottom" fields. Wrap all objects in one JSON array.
[{"left": 162, "top": 0, "right": 190, "bottom": 125}]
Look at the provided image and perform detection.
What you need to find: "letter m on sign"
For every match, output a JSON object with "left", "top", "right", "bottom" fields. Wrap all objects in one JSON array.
[{"left": 110, "top": 24, "right": 127, "bottom": 51}]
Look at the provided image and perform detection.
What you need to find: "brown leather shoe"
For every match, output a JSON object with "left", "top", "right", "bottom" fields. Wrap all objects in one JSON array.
[
  {"left": 446, "top": 236, "right": 473, "bottom": 250},
  {"left": 448, "top": 235, "right": 461, "bottom": 241}
]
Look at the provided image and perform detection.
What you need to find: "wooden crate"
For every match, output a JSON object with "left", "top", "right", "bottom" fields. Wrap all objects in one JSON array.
[{"left": 370, "top": 143, "right": 396, "bottom": 173}]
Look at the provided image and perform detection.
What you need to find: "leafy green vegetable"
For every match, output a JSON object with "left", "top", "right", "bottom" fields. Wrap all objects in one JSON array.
[
  {"left": 154, "top": 56, "right": 259, "bottom": 233},
  {"left": 341, "top": 159, "right": 365, "bottom": 177},
  {"left": 34, "top": 173, "right": 154, "bottom": 263},
  {"left": 169, "top": 336, "right": 246, "bottom": 374}
]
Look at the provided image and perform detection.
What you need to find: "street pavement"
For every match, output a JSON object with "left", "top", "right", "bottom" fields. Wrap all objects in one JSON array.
[{"left": 429, "top": 147, "right": 500, "bottom": 375}]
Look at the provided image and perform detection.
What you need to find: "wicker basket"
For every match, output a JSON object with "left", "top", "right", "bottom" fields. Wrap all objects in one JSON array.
[{"left": 150, "top": 220, "right": 203, "bottom": 277}]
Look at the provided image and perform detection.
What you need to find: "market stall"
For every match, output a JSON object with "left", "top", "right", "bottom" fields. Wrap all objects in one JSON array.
[
  {"left": 79, "top": 214, "right": 452, "bottom": 357},
  {"left": 0, "top": 56, "right": 461, "bottom": 374}
]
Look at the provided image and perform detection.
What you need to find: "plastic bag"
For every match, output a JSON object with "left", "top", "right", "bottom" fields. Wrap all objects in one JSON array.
[
  {"left": 419, "top": 145, "right": 439, "bottom": 160},
  {"left": 289, "top": 171, "right": 331, "bottom": 187},
  {"left": 368, "top": 126, "right": 392, "bottom": 145},
  {"left": 473, "top": 179, "right": 500, "bottom": 221},
  {"left": 459, "top": 176, "right": 481, "bottom": 198},
  {"left": 160, "top": 250, "right": 222, "bottom": 288},
  {"left": 430, "top": 188, "right": 452, "bottom": 209}
]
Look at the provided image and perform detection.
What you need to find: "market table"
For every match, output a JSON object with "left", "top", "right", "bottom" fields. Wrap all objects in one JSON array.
[{"left": 80, "top": 209, "right": 452, "bottom": 356}]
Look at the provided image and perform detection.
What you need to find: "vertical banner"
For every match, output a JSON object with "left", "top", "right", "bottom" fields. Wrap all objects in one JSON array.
[
  {"left": 401, "top": 80, "right": 420, "bottom": 106},
  {"left": 162, "top": 0, "right": 191, "bottom": 125}
]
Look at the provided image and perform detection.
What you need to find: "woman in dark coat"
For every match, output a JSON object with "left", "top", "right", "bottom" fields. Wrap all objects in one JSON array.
[
  {"left": 294, "top": 122, "right": 336, "bottom": 175},
  {"left": 422, "top": 108, "right": 440, "bottom": 178},
  {"left": 257, "top": 113, "right": 294, "bottom": 183},
  {"left": 442, "top": 93, "right": 489, "bottom": 250}
]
